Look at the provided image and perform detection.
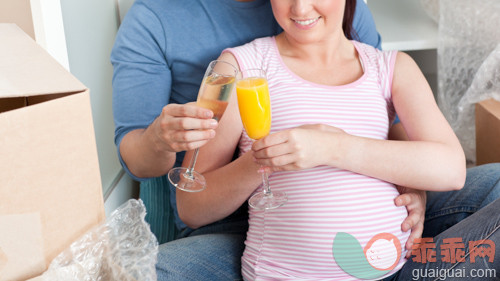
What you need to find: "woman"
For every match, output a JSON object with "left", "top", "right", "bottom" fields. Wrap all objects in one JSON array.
[{"left": 177, "top": 0, "right": 499, "bottom": 280}]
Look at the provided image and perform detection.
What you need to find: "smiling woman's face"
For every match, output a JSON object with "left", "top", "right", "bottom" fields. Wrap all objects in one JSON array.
[{"left": 270, "top": 0, "right": 346, "bottom": 44}]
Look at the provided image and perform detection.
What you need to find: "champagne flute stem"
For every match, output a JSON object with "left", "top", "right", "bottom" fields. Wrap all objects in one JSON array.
[
  {"left": 185, "top": 148, "right": 200, "bottom": 178},
  {"left": 261, "top": 169, "right": 273, "bottom": 196},
  {"left": 185, "top": 117, "right": 218, "bottom": 179}
]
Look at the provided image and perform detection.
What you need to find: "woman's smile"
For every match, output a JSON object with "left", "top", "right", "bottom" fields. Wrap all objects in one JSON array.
[{"left": 291, "top": 16, "right": 321, "bottom": 29}]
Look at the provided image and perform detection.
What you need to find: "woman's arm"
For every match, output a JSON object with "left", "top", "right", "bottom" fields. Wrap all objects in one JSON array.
[
  {"left": 253, "top": 52, "right": 466, "bottom": 191},
  {"left": 389, "top": 96, "right": 427, "bottom": 257},
  {"left": 343, "top": 51, "right": 466, "bottom": 190}
]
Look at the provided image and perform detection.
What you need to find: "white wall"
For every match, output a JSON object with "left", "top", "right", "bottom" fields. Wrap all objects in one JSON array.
[{"left": 59, "top": 0, "right": 139, "bottom": 214}]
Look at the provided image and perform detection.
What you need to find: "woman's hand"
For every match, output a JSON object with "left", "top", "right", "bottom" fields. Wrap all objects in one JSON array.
[
  {"left": 252, "top": 124, "right": 345, "bottom": 172},
  {"left": 395, "top": 186, "right": 427, "bottom": 258},
  {"left": 151, "top": 103, "right": 218, "bottom": 152}
]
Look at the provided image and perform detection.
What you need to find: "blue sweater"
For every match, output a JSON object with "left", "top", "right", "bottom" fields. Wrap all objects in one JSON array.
[{"left": 111, "top": 0, "right": 381, "bottom": 230}]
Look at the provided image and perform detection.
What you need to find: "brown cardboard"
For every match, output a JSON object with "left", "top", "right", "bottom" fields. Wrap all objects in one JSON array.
[
  {"left": 476, "top": 98, "right": 500, "bottom": 165},
  {"left": 0, "top": 24, "right": 105, "bottom": 280},
  {"left": 0, "top": 0, "right": 35, "bottom": 40},
  {"left": 0, "top": 214, "right": 45, "bottom": 280}
]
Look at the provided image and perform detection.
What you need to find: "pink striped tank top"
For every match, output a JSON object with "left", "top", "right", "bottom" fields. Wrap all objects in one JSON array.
[{"left": 225, "top": 37, "right": 410, "bottom": 280}]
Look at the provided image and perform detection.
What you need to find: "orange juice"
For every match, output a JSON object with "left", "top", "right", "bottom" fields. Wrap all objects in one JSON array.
[{"left": 236, "top": 77, "right": 271, "bottom": 139}]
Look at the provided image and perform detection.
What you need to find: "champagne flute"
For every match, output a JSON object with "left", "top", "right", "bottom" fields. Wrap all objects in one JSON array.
[
  {"left": 168, "top": 60, "right": 238, "bottom": 192},
  {"left": 236, "top": 68, "right": 287, "bottom": 209}
]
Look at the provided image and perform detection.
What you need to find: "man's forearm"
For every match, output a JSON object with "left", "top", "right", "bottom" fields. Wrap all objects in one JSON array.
[{"left": 120, "top": 127, "right": 176, "bottom": 178}]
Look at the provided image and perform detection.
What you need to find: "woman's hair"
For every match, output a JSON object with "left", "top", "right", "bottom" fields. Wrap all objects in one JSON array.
[{"left": 343, "top": 0, "right": 358, "bottom": 40}]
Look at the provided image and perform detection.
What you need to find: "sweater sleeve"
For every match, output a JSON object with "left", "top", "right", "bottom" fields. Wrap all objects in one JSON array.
[
  {"left": 111, "top": 2, "right": 171, "bottom": 180},
  {"left": 353, "top": 0, "right": 382, "bottom": 50}
]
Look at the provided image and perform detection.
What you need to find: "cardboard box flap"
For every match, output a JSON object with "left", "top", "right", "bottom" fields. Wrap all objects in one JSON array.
[
  {"left": 0, "top": 91, "right": 105, "bottom": 280},
  {"left": 0, "top": 24, "right": 86, "bottom": 99},
  {"left": 0, "top": 24, "right": 104, "bottom": 280},
  {"left": 478, "top": 98, "right": 500, "bottom": 119},
  {"left": 476, "top": 98, "right": 500, "bottom": 165}
]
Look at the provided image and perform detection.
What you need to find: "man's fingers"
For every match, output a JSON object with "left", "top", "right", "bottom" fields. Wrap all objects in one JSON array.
[
  {"left": 402, "top": 211, "right": 424, "bottom": 257},
  {"left": 395, "top": 193, "right": 411, "bottom": 207},
  {"left": 405, "top": 224, "right": 424, "bottom": 258},
  {"left": 164, "top": 103, "right": 214, "bottom": 119},
  {"left": 393, "top": 187, "right": 426, "bottom": 258},
  {"left": 169, "top": 129, "right": 216, "bottom": 143},
  {"left": 166, "top": 117, "right": 218, "bottom": 131},
  {"left": 169, "top": 139, "right": 212, "bottom": 152},
  {"left": 401, "top": 213, "right": 417, "bottom": 232}
]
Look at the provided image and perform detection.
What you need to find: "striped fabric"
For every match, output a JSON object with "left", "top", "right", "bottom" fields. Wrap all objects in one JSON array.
[
  {"left": 140, "top": 175, "right": 179, "bottom": 244},
  {"left": 226, "top": 37, "right": 410, "bottom": 280}
]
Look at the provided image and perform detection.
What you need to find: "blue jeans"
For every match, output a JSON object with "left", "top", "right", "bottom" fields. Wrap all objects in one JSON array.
[
  {"left": 156, "top": 163, "right": 500, "bottom": 281},
  {"left": 156, "top": 203, "right": 248, "bottom": 281},
  {"left": 382, "top": 197, "right": 500, "bottom": 281}
]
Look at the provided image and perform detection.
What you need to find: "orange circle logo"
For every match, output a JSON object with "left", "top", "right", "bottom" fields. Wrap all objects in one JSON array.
[{"left": 363, "top": 233, "right": 402, "bottom": 271}]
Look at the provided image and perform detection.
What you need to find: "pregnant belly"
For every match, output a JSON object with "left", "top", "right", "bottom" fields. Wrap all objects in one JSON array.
[{"left": 244, "top": 170, "right": 410, "bottom": 279}]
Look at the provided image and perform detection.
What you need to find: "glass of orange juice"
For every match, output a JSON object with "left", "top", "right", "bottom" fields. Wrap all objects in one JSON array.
[
  {"left": 168, "top": 60, "right": 238, "bottom": 192},
  {"left": 236, "top": 68, "right": 287, "bottom": 210}
]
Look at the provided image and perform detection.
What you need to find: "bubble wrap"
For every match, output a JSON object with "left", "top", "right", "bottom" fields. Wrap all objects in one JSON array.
[
  {"left": 419, "top": 0, "right": 439, "bottom": 23},
  {"left": 37, "top": 199, "right": 158, "bottom": 281},
  {"left": 433, "top": 0, "right": 500, "bottom": 163}
]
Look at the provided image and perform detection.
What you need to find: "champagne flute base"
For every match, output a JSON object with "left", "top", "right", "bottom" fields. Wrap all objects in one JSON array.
[
  {"left": 168, "top": 167, "right": 206, "bottom": 192},
  {"left": 248, "top": 191, "right": 287, "bottom": 210}
]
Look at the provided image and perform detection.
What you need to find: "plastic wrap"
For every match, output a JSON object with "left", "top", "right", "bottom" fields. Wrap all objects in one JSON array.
[
  {"left": 36, "top": 199, "right": 158, "bottom": 281},
  {"left": 419, "top": 0, "right": 439, "bottom": 23},
  {"left": 433, "top": 0, "right": 500, "bottom": 163},
  {"left": 454, "top": 46, "right": 500, "bottom": 163}
]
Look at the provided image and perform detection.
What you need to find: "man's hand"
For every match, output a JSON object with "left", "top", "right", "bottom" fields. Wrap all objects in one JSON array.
[
  {"left": 151, "top": 103, "right": 218, "bottom": 152},
  {"left": 395, "top": 186, "right": 427, "bottom": 258},
  {"left": 119, "top": 103, "right": 218, "bottom": 178}
]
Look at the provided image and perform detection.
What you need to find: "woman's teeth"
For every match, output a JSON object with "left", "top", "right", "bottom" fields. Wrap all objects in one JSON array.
[{"left": 294, "top": 17, "right": 319, "bottom": 26}]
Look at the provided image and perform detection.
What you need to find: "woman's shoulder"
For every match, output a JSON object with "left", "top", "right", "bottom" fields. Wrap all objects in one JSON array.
[
  {"left": 227, "top": 36, "right": 275, "bottom": 61},
  {"left": 352, "top": 40, "right": 393, "bottom": 57},
  {"left": 231, "top": 36, "right": 275, "bottom": 50},
  {"left": 353, "top": 40, "right": 398, "bottom": 73},
  {"left": 223, "top": 36, "right": 277, "bottom": 74}
]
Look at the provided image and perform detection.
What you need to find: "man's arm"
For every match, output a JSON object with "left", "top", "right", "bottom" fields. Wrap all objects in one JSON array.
[{"left": 111, "top": 4, "right": 216, "bottom": 179}]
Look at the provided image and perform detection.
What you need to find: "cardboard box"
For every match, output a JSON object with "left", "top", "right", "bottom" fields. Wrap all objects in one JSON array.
[
  {"left": 0, "top": 0, "right": 35, "bottom": 40},
  {"left": 476, "top": 98, "right": 500, "bottom": 165},
  {"left": 0, "top": 24, "right": 105, "bottom": 280}
]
